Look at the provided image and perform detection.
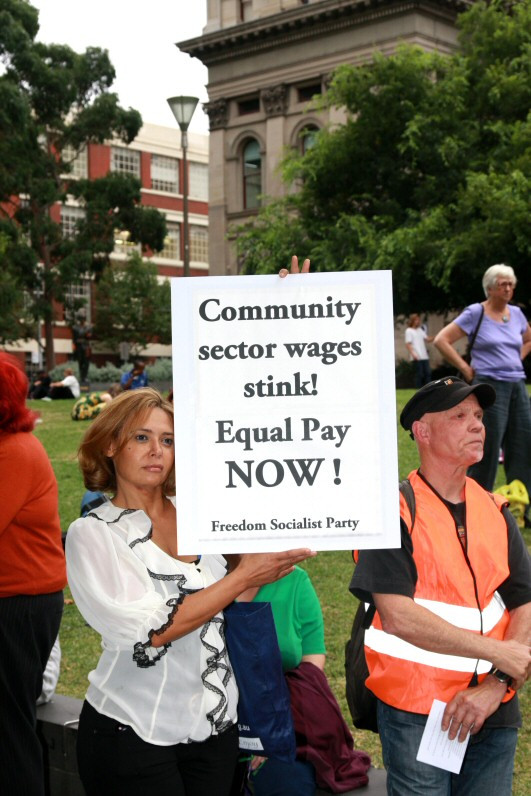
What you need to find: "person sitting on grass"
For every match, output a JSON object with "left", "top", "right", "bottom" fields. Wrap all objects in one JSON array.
[{"left": 49, "top": 368, "right": 80, "bottom": 400}]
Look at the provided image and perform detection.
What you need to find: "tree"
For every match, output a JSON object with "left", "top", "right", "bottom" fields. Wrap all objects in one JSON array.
[
  {"left": 92, "top": 252, "right": 171, "bottom": 355},
  {"left": 235, "top": 0, "right": 531, "bottom": 316},
  {"left": 0, "top": 0, "right": 166, "bottom": 366}
]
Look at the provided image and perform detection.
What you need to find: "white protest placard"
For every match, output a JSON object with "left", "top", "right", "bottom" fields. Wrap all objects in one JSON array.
[{"left": 171, "top": 271, "right": 400, "bottom": 553}]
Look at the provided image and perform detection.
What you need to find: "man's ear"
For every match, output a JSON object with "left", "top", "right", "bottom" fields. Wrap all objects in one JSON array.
[{"left": 412, "top": 419, "right": 429, "bottom": 444}]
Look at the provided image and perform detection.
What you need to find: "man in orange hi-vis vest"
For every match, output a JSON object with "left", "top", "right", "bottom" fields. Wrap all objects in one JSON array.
[{"left": 351, "top": 377, "right": 531, "bottom": 796}]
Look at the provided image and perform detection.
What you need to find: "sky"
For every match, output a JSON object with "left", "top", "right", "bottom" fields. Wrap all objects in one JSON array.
[{"left": 31, "top": 0, "right": 210, "bottom": 134}]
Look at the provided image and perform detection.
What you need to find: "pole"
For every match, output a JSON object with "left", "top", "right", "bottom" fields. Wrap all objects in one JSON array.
[{"left": 182, "top": 128, "right": 190, "bottom": 278}]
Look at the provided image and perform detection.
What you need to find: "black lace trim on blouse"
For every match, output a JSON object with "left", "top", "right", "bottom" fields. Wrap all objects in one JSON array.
[
  {"left": 200, "top": 616, "right": 234, "bottom": 733},
  {"left": 147, "top": 571, "right": 190, "bottom": 584},
  {"left": 87, "top": 508, "right": 138, "bottom": 524},
  {"left": 133, "top": 573, "right": 234, "bottom": 733},
  {"left": 132, "top": 595, "right": 185, "bottom": 668},
  {"left": 129, "top": 524, "right": 153, "bottom": 548}
]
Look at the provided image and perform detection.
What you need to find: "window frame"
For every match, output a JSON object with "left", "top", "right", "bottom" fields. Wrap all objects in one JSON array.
[{"left": 242, "top": 138, "right": 262, "bottom": 210}]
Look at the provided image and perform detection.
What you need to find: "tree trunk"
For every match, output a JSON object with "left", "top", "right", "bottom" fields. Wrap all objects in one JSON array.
[
  {"left": 41, "top": 243, "right": 56, "bottom": 371},
  {"left": 44, "top": 312, "right": 56, "bottom": 371}
]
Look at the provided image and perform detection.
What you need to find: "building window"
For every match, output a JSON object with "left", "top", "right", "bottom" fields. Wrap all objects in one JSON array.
[
  {"left": 64, "top": 280, "right": 92, "bottom": 323},
  {"left": 238, "top": 96, "right": 260, "bottom": 115},
  {"left": 159, "top": 222, "right": 181, "bottom": 260},
  {"left": 240, "top": 0, "right": 252, "bottom": 21},
  {"left": 190, "top": 225, "right": 209, "bottom": 263},
  {"left": 61, "top": 205, "right": 85, "bottom": 239},
  {"left": 297, "top": 83, "right": 322, "bottom": 103},
  {"left": 151, "top": 155, "right": 178, "bottom": 193},
  {"left": 62, "top": 144, "right": 88, "bottom": 178},
  {"left": 111, "top": 147, "right": 140, "bottom": 177},
  {"left": 243, "top": 139, "right": 261, "bottom": 210},
  {"left": 300, "top": 125, "right": 319, "bottom": 154},
  {"left": 189, "top": 162, "right": 209, "bottom": 201}
]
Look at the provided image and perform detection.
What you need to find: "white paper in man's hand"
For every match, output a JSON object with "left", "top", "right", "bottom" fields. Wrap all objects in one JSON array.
[{"left": 416, "top": 699, "right": 470, "bottom": 774}]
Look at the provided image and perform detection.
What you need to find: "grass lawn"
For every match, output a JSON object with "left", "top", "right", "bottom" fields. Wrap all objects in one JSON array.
[{"left": 30, "top": 391, "right": 530, "bottom": 793}]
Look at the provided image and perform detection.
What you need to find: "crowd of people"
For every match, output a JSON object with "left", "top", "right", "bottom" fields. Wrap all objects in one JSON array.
[{"left": 1, "top": 258, "right": 530, "bottom": 796}]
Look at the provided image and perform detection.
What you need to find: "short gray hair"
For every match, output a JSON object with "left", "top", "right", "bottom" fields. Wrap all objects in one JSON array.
[{"left": 482, "top": 264, "right": 516, "bottom": 297}]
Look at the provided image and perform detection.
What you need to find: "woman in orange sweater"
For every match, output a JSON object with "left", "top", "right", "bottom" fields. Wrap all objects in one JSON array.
[{"left": 0, "top": 353, "right": 67, "bottom": 796}]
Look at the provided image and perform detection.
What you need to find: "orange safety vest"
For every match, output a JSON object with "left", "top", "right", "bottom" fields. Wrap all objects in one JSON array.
[{"left": 364, "top": 470, "right": 512, "bottom": 714}]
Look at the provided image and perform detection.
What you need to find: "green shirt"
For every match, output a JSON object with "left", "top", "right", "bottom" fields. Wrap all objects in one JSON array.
[{"left": 253, "top": 566, "right": 326, "bottom": 671}]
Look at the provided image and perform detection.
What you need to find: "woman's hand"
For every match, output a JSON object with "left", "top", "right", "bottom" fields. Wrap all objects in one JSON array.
[
  {"left": 461, "top": 362, "right": 475, "bottom": 384},
  {"left": 279, "top": 255, "right": 310, "bottom": 278},
  {"left": 234, "top": 549, "right": 316, "bottom": 589}
]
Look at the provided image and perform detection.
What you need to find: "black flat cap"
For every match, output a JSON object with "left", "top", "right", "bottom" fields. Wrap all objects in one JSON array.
[{"left": 400, "top": 377, "right": 496, "bottom": 432}]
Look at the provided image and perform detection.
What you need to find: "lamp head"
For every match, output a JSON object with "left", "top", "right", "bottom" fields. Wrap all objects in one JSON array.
[{"left": 167, "top": 95, "right": 199, "bottom": 131}]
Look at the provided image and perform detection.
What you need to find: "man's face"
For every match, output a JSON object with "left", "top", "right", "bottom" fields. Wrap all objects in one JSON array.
[{"left": 420, "top": 395, "right": 485, "bottom": 468}]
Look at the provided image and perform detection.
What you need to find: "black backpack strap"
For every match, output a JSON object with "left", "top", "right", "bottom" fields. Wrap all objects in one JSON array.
[
  {"left": 362, "top": 603, "right": 376, "bottom": 628},
  {"left": 399, "top": 478, "right": 416, "bottom": 531}
]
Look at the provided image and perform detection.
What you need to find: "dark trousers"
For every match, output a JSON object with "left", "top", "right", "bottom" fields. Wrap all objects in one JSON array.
[
  {"left": 50, "top": 386, "right": 75, "bottom": 399},
  {"left": 377, "top": 700, "right": 517, "bottom": 795},
  {"left": 76, "top": 352, "right": 90, "bottom": 382},
  {"left": 415, "top": 359, "right": 432, "bottom": 388},
  {"left": 30, "top": 385, "right": 50, "bottom": 399},
  {"left": 78, "top": 701, "right": 240, "bottom": 796},
  {"left": 468, "top": 377, "right": 531, "bottom": 514},
  {"left": 0, "top": 591, "right": 64, "bottom": 796}
]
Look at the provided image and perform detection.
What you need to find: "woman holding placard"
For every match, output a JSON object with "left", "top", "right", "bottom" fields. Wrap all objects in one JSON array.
[{"left": 65, "top": 387, "right": 313, "bottom": 796}]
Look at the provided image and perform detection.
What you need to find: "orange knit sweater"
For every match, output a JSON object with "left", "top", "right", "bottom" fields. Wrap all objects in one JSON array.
[{"left": 0, "top": 432, "right": 66, "bottom": 597}]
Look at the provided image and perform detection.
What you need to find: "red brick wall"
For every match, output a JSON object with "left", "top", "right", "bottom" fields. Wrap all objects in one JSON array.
[{"left": 89, "top": 144, "right": 111, "bottom": 178}]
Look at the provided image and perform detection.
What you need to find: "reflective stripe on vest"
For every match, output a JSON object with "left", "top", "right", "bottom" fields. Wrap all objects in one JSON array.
[{"left": 365, "top": 591, "right": 506, "bottom": 673}]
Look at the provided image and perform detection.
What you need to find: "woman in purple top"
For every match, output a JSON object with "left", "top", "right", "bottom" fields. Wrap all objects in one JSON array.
[{"left": 434, "top": 264, "right": 531, "bottom": 519}]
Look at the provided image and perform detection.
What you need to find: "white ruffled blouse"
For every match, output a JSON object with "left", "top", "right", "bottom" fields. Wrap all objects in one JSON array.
[{"left": 65, "top": 496, "right": 238, "bottom": 745}]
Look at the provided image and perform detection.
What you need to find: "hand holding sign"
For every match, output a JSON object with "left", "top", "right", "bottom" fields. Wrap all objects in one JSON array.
[
  {"left": 231, "top": 548, "right": 317, "bottom": 589},
  {"left": 279, "top": 255, "right": 311, "bottom": 278}
]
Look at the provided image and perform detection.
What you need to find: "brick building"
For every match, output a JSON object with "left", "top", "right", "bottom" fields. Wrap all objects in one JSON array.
[{"left": 6, "top": 123, "right": 209, "bottom": 370}]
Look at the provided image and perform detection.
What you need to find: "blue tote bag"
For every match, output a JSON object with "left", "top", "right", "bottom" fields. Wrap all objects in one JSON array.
[{"left": 223, "top": 601, "right": 296, "bottom": 763}]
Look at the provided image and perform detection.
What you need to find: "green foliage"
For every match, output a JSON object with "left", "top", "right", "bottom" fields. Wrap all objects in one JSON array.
[
  {"left": 87, "top": 361, "right": 124, "bottom": 384},
  {"left": 146, "top": 357, "right": 173, "bottom": 382},
  {"left": 236, "top": 0, "right": 531, "bottom": 315},
  {"left": 394, "top": 359, "right": 417, "bottom": 389},
  {"left": 0, "top": 0, "right": 166, "bottom": 366},
  {"left": 93, "top": 252, "right": 171, "bottom": 354},
  {"left": 0, "top": 228, "right": 35, "bottom": 342}
]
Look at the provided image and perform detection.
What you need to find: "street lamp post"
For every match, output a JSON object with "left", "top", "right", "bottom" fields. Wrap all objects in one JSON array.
[{"left": 167, "top": 95, "right": 199, "bottom": 277}]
